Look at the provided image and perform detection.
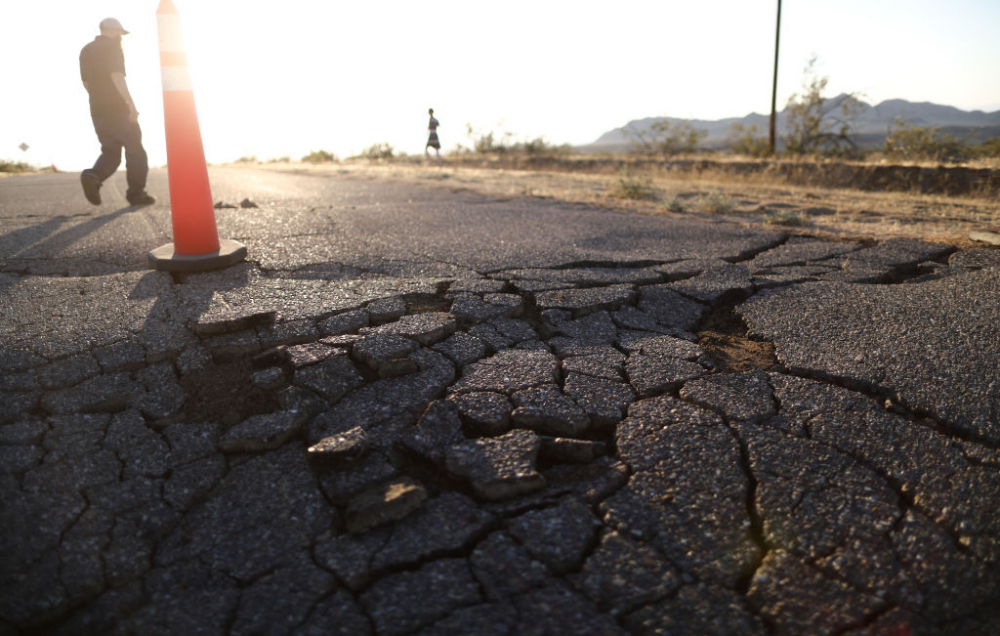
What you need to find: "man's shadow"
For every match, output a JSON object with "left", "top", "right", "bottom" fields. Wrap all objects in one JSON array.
[
  {"left": 129, "top": 263, "right": 254, "bottom": 359},
  {"left": 3, "top": 204, "right": 150, "bottom": 269},
  {"left": 0, "top": 216, "right": 68, "bottom": 263}
]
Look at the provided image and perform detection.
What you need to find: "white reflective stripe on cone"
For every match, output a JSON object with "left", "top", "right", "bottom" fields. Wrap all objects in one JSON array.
[{"left": 160, "top": 66, "right": 192, "bottom": 92}]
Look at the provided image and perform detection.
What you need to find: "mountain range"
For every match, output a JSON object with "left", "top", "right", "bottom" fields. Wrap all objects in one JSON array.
[{"left": 589, "top": 97, "right": 1000, "bottom": 150}]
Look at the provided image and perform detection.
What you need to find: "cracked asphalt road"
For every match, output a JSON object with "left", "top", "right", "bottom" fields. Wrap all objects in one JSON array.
[{"left": 1, "top": 167, "right": 999, "bottom": 635}]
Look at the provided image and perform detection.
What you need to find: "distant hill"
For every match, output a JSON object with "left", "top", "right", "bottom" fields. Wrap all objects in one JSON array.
[{"left": 587, "top": 98, "right": 1000, "bottom": 151}]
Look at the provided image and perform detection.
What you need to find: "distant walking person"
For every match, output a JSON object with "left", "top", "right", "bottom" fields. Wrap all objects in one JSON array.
[
  {"left": 79, "top": 18, "right": 155, "bottom": 206},
  {"left": 425, "top": 108, "right": 441, "bottom": 165}
]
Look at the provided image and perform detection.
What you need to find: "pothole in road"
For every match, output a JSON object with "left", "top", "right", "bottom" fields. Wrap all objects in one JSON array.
[
  {"left": 699, "top": 331, "right": 781, "bottom": 373},
  {"left": 697, "top": 295, "right": 782, "bottom": 373},
  {"left": 179, "top": 357, "right": 281, "bottom": 427}
]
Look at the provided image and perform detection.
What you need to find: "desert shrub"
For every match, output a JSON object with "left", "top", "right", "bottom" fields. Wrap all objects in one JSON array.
[
  {"left": 364, "top": 143, "right": 393, "bottom": 160},
  {"left": 613, "top": 171, "right": 659, "bottom": 200},
  {"left": 0, "top": 159, "right": 33, "bottom": 173},
  {"left": 466, "top": 124, "right": 515, "bottom": 154},
  {"left": 235, "top": 155, "right": 257, "bottom": 163},
  {"left": 302, "top": 149, "right": 339, "bottom": 163},
  {"left": 763, "top": 209, "right": 806, "bottom": 226},
  {"left": 520, "top": 136, "right": 572, "bottom": 157},
  {"left": 728, "top": 123, "right": 771, "bottom": 157},
  {"left": 662, "top": 196, "right": 686, "bottom": 213},
  {"left": 628, "top": 120, "right": 706, "bottom": 156},
  {"left": 884, "top": 120, "right": 970, "bottom": 162},
  {"left": 267, "top": 156, "right": 291, "bottom": 163},
  {"left": 474, "top": 130, "right": 500, "bottom": 154},
  {"left": 353, "top": 143, "right": 394, "bottom": 161},
  {"left": 978, "top": 137, "right": 1000, "bottom": 158},
  {"left": 698, "top": 189, "right": 733, "bottom": 214},
  {"left": 456, "top": 126, "right": 570, "bottom": 157},
  {"left": 784, "top": 57, "right": 864, "bottom": 156}
]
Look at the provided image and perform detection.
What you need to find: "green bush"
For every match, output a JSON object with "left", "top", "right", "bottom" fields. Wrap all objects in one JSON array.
[
  {"left": 465, "top": 124, "right": 515, "bottom": 154},
  {"left": 455, "top": 126, "right": 572, "bottom": 157},
  {"left": 978, "top": 137, "right": 1000, "bottom": 158},
  {"left": 884, "top": 120, "right": 970, "bottom": 162},
  {"left": 0, "top": 159, "right": 33, "bottom": 173},
  {"left": 302, "top": 149, "right": 339, "bottom": 163},
  {"left": 763, "top": 209, "right": 806, "bottom": 226},
  {"left": 520, "top": 136, "right": 572, "bottom": 157},
  {"left": 662, "top": 196, "right": 686, "bottom": 213},
  {"left": 783, "top": 57, "right": 864, "bottom": 156},
  {"left": 628, "top": 120, "right": 706, "bottom": 156},
  {"left": 353, "top": 143, "right": 393, "bottom": 161},
  {"left": 728, "top": 123, "right": 771, "bottom": 157},
  {"left": 613, "top": 171, "right": 659, "bottom": 201},
  {"left": 698, "top": 189, "right": 733, "bottom": 214}
]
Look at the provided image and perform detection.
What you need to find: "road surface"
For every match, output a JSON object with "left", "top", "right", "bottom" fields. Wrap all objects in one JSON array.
[{"left": 1, "top": 166, "right": 998, "bottom": 634}]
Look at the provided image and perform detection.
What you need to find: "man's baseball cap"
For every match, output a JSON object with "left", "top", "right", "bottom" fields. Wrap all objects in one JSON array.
[{"left": 99, "top": 18, "right": 129, "bottom": 35}]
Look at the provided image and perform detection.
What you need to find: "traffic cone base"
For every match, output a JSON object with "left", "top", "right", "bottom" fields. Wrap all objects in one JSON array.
[{"left": 148, "top": 238, "right": 247, "bottom": 272}]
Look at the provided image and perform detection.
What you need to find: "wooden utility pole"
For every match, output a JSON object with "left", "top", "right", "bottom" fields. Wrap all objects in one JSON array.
[{"left": 769, "top": 0, "right": 782, "bottom": 154}]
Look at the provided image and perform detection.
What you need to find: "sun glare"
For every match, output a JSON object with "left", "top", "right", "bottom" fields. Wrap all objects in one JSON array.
[{"left": 2, "top": 1, "right": 998, "bottom": 170}]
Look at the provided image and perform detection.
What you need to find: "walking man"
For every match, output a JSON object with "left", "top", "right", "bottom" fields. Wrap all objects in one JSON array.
[
  {"left": 79, "top": 17, "right": 155, "bottom": 206},
  {"left": 425, "top": 108, "right": 441, "bottom": 165}
]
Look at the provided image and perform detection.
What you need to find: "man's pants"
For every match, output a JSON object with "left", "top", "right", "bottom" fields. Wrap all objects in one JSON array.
[{"left": 88, "top": 114, "right": 148, "bottom": 200}]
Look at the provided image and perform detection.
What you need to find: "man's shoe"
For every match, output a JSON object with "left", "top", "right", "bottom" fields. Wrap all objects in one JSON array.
[
  {"left": 127, "top": 192, "right": 156, "bottom": 206},
  {"left": 80, "top": 171, "right": 101, "bottom": 205}
]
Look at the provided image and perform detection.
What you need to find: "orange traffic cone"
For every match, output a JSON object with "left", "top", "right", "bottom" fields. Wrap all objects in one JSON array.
[{"left": 148, "top": 0, "right": 246, "bottom": 272}]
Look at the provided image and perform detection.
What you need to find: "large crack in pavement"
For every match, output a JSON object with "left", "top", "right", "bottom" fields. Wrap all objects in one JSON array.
[{"left": 2, "top": 234, "right": 999, "bottom": 634}]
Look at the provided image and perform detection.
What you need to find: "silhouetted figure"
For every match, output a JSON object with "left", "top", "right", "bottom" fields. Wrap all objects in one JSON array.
[
  {"left": 79, "top": 17, "right": 154, "bottom": 206},
  {"left": 425, "top": 108, "right": 441, "bottom": 165}
]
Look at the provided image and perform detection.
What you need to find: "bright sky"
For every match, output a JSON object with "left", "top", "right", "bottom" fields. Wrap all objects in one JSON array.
[{"left": 3, "top": 0, "right": 999, "bottom": 170}]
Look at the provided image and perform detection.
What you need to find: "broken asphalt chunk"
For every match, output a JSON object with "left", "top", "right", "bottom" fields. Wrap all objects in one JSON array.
[
  {"left": 398, "top": 400, "right": 466, "bottom": 466},
  {"left": 511, "top": 385, "right": 590, "bottom": 437},
  {"left": 563, "top": 373, "right": 635, "bottom": 430},
  {"left": 625, "top": 353, "right": 705, "bottom": 398},
  {"left": 372, "top": 492, "right": 496, "bottom": 572},
  {"left": 540, "top": 437, "right": 608, "bottom": 464},
  {"left": 508, "top": 498, "right": 601, "bottom": 575},
  {"left": 450, "top": 294, "right": 524, "bottom": 325},
  {"left": 446, "top": 429, "right": 545, "bottom": 501},
  {"left": 679, "top": 369, "right": 776, "bottom": 422},
  {"left": 318, "top": 452, "right": 400, "bottom": 506},
  {"left": 218, "top": 410, "right": 305, "bottom": 453},
  {"left": 448, "top": 391, "right": 512, "bottom": 436},
  {"left": 317, "top": 308, "right": 369, "bottom": 336},
  {"left": 450, "top": 349, "right": 559, "bottom": 395},
  {"left": 432, "top": 331, "right": 488, "bottom": 367},
  {"left": 191, "top": 308, "right": 276, "bottom": 337},
  {"left": 367, "top": 297, "right": 406, "bottom": 325},
  {"left": 636, "top": 286, "right": 707, "bottom": 332},
  {"left": 292, "top": 355, "right": 364, "bottom": 404},
  {"left": 534, "top": 284, "right": 636, "bottom": 316},
  {"left": 667, "top": 263, "right": 752, "bottom": 304},
  {"left": 307, "top": 426, "right": 369, "bottom": 470},
  {"left": 362, "top": 312, "right": 457, "bottom": 346},
  {"left": 285, "top": 342, "right": 340, "bottom": 368},
  {"left": 345, "top": 477, "right": 428, "bottom": 534}
]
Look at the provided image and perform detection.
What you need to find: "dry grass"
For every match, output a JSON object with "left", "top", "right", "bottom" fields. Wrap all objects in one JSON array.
[{"left": 250, "top": 157, "right": 1000, "bottom": 248}]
